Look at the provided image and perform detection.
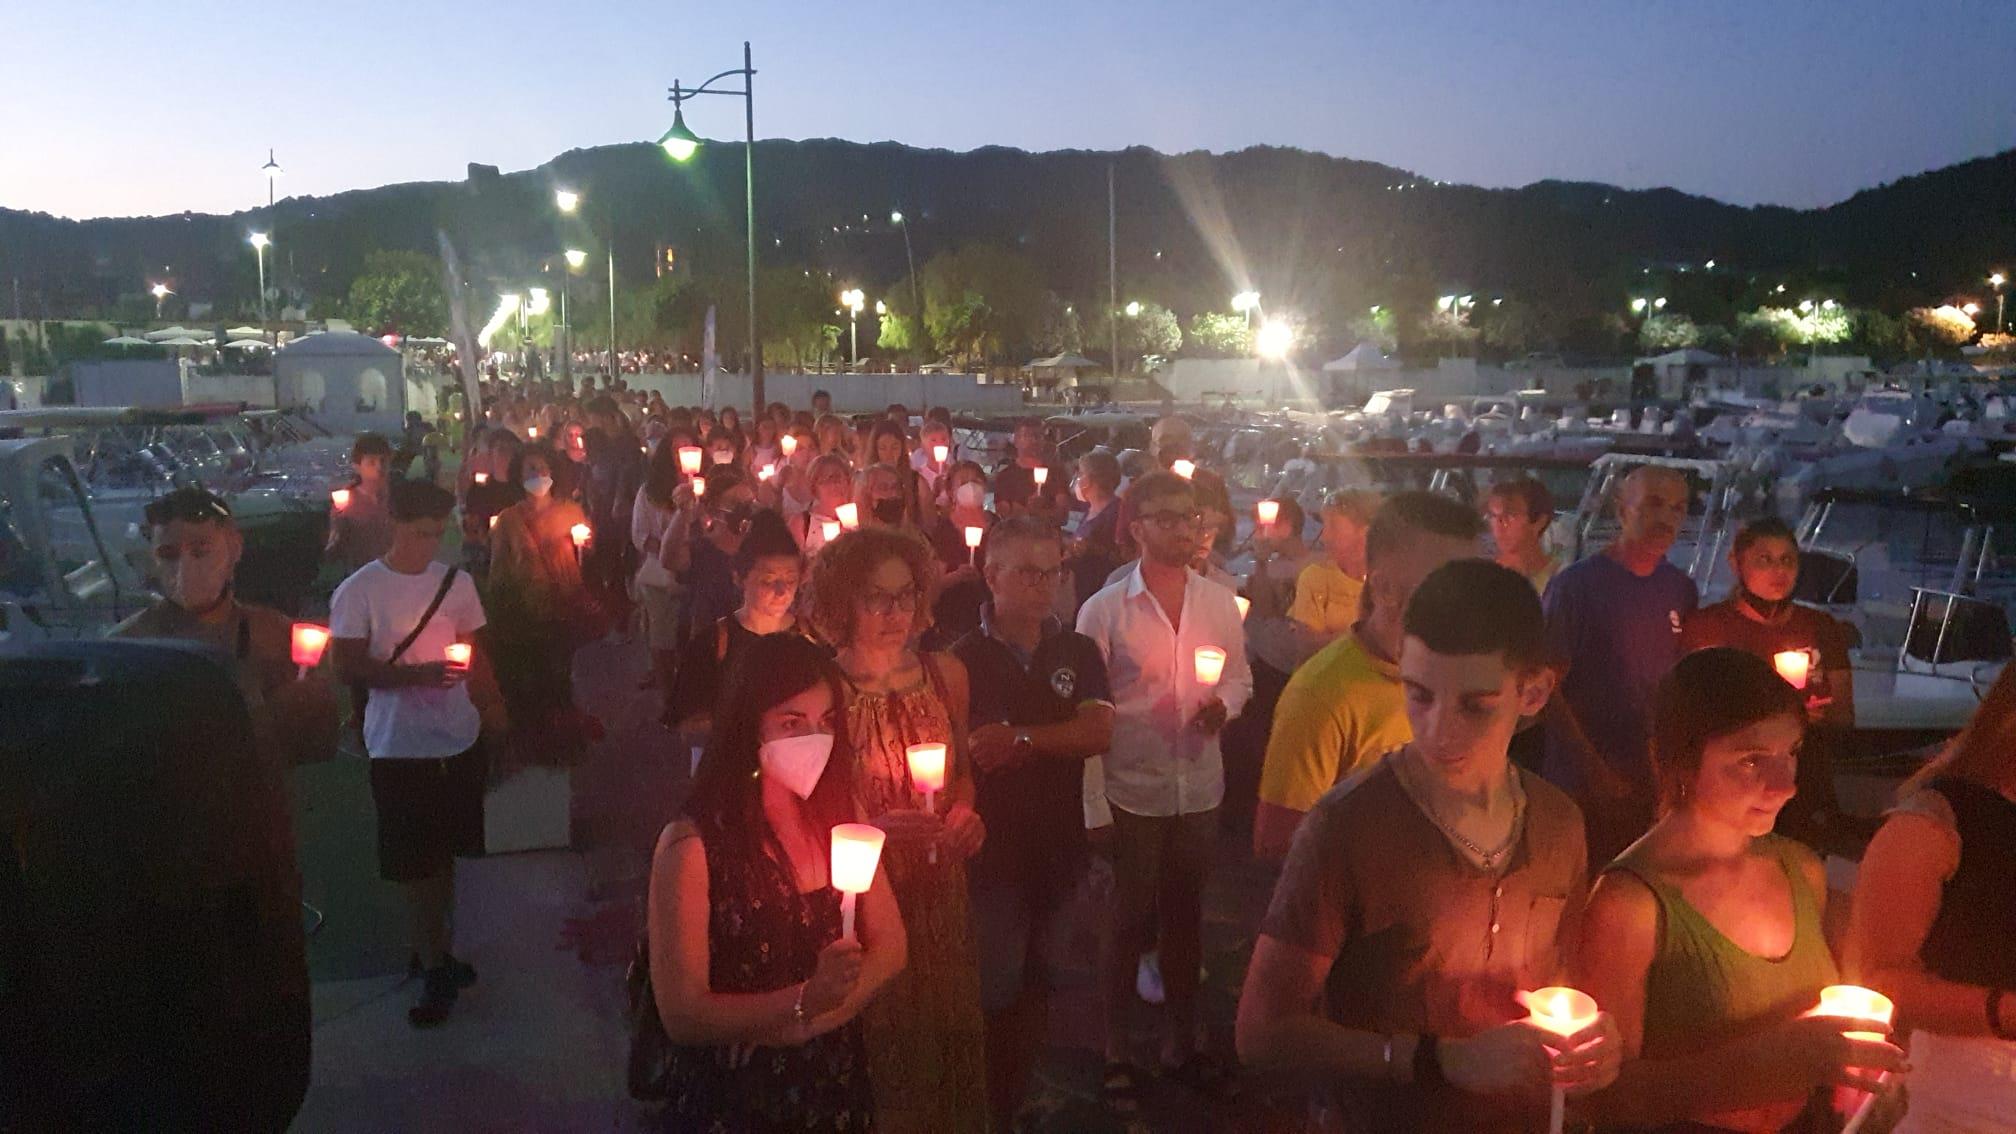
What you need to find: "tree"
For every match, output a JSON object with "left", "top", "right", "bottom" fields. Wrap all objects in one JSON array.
[
  {"left": 1084, "top": 301, "right": 1181, "bottom": 371},
  {"left": 1905, "top": 305, "right": 1976, "bottom": 354},
  {"left": 759, "top": 267, "right": 842, "bottom": 371},
  {"left": 1185, "top": 311, "right": 1251, "bottom": 358},
  {"left": 344, "top": 250, "right": 448, "bottom": 337},
  {"left": 1031, "top": 293, "right": 1083, "bottom": 356},
  {"left": 1638, "top": 313, "right": 1701, "bottom": 352},
  {"left": 917, "top": 244, "right": 1048, "bottom": 366},
  {"left": 1476, "top": 299, "right": 1544, "bottom": 357}
]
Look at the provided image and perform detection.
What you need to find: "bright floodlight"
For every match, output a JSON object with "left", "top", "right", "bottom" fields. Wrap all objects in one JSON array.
[
  {"left": 658, "top": 108, "right": 701, "bottom": 162},
  {"left": 1654, "top": 297, "right": 1668, "bottom": 309},
  {"left": 875, "top": 300, "right": 887, "bottom": 315},
  {"left": 1256, "top": 319, "right": 1294, "bottom": 360},
  {"left": 248, "top": 232, "right": 270, "bottom": 249},
  {"left": 564, "top": 249, "right": 588, "bottom": 269},
  {"left": 890, "top": 211, "right": 904, "bottom": 224},
  {"left": 1820, "top": 299, "right": 1837, "bottom": 310},
  {"left": 1630, "top": 298, "right": 1648, "bottom": 312},
  {"left": 840, "top": 288, "right": 865, "bottom": 312},
  {"left": 1993, "top": 273, "right": 2007, "bottom": 288},
  {"left": 527, "top": 287, "right": 551, "bottom": 316},
  {"left": 555, "top": 189, "right": 580, "bottom": 213},
  {"left": 1963, "top": 302, "right": 1982, "bottom": 315},
  {"left": 150, "top": 283, "right": 171, "bottom": 299},
  {"left": 1231, "top": 290, "right": 1260, "bottom": 312},
  {"left": 1124, "top": 301, "right": 1142, "bottom": 318}
]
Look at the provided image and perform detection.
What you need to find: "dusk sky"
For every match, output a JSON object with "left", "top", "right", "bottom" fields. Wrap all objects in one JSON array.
[{"left": 8, "top": 0, "right": 2010, "bottom": 220}]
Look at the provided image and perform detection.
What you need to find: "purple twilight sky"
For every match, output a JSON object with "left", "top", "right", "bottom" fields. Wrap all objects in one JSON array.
[{"left": 7, "top": 0, "right": 2010, "bottom": 220}]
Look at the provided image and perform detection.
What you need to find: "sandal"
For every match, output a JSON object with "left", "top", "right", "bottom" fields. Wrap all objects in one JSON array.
[{"left": 1100, "top": 1061, "right": 1149, "bottom": 1117}]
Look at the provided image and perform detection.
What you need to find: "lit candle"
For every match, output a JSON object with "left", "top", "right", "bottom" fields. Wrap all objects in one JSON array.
[
  {"left": 836, "top": 502, "right": 860, "bottom": 530},
  {"left": 821, "top": 519, "right": 842, "bottom": 543},
  {"left": 570, "top": 523, "right": 592, "bottom": 560},
  {"left": 830, "top": 822, "right": 886, "bottom": 943},
  {"left": 290, "top": 623, "right": 330, "bottom": 679},
  {"left": 330, "top": 488, "right": 352, "bottom": 511},
  {"left": 1520, "top": 987, "right": 1601, "bottom": 1134},
  {"left": 780, "top": 433, "right": 799, "bottom": 456},
  {"left": 1033, "top": 466, "right": 1049, "bottom": 488},
  {"left": 1256, "top": 499, "right": 1280, "bottom": 526},
  {"left": 678, "top": 446, "right": 704, "bottom": 477},
  {"left": 964, "top": 525, "right": 983, "bottom": 564},
  {"left": 527, "top": 425, "right": 539, "bottom": 439},
  {"left": 1809, "top": 985, "right": 1895, "bottom": 1134},
  {"left": 488, "top": 514, "right": 499, "bottom": 531},
  {"left": 932, "top": 444, "right": 949, "bottom": 465},
  {"left": 1772, "top": 649, "right": 1811, "bottom": 690},
  {"left": 1171, "top": 459, "right": 1196, "bottom": 480},
  {"left": 473, "top": 471, "right": 489, "bottom": 485},
  {"left": 1193, "top": 646, "right": 1227, "bottom": 686},
  {"left": 444, "top": 642, "right": 473, "bottom": 671},
  {"left": 1235, "top": 595, "right": 1251, "bottom": 620},
  {"left": 692, "top": 476, "right": 708, "bottom": 499},
  {"left": 907, "top": 742, "right": 949, "bottom": 864}
]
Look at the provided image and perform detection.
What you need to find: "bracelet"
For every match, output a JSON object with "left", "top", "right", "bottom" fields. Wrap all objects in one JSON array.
[
  {"left": 792, "top": 983, "right": 809, "bottom": 1031},
  {"left": 1381, "top": 1035, "right": 1394, "bottom": 1081},
  {"left": 1990, "top": 987, "right": 2011, "bottom": 1040},
  {"left": 1411, "top": 1033, "right": 1445, "bottom": 1089}
]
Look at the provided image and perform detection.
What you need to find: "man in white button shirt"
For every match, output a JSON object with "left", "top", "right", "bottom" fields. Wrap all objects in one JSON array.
[{"left": 1076, "top": 469, "right": 1252, "bottom": 1096}]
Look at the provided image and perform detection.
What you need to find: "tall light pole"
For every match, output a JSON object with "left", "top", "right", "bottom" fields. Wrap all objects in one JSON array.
[
  {"left": 891, "top": 211, "right": 920, "bottom": 351},
  {"left": 248, "top": 233, "right": 271, "bottom": 335},
  {"left": 260, "top": 149, "right": 282, "bottom": 317},
  {"left": 1992, "top": 272, "right": 2007, "bottom": 335},
  {"left": 840, "top": 288, "right": 865, "bottom": 365},
  {"left": 563, "top": 249, "right": 587, "bottom": 386},
  {"left": 151, "top": 283, "right": 172, "bottom": 319},
  {"left": 659, "top": 42, "right": 761, "bottom": 414}
]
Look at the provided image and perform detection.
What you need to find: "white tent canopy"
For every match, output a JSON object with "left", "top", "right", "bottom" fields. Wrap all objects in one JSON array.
[
  {"left": 1322, "top": 341, "right": 1398, "bottom": 371},
  {"left": 224, "top": 338, "right": 273, "bottom": 350},
  {"left": 144, "top": 326, "right": 200, "bottom": 341},
  {"left": 1028, "top": 352, "right": 1101, "bottom": 369},
  {"left": 225, "top": 325, "right": 266, "bottom": 338},
  {"left": 1638, "top": 347, "right": 1726, "bottom": 367}
]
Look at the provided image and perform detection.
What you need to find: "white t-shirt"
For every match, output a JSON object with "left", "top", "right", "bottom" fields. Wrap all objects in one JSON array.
[{"left": 330, "top": 560, "right": 488, "bottom": 759}]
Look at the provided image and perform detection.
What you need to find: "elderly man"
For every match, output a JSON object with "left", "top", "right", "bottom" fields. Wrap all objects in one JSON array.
[{"left": 1541, "top": 465, "right": 1698, "bottom": 864}]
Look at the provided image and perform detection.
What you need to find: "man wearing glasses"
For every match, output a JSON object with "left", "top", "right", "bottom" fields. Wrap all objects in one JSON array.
[
  {"left": 953, "top": 515, "right": 1115, "bottom": 1129},
  {"left": 1076, "top": 471, "right": 1252, "bottom": 1105}
]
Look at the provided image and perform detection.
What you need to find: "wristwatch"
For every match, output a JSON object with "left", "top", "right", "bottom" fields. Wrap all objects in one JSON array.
[{"left": 1013, "top": 730, "right": 1035, "bottom": 759}]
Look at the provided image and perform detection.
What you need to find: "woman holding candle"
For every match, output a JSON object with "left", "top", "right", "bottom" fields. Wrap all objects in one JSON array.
[
  {"left": 922, "top": 460, "right": 995, "bottom": 648},
  {"left": 856, "top": 463, "right": 920, "bottom": 533},
  {"left": 1574, "top": 647, "right": 1907, "bottom": 1132},
  {"left": 791, "top": 454, "right": 856, "bottom": 556},
  {"left": 324, "top": 432, "right": 398, "bottom": 575},
  {"left": 807, "top": 527, "right": 989, "bottom": 1133},
  {"left": 645, "top": 632, "right": 903, "bottom": 1132},
  {"left": 671, "top": 512, "right": 807, "bottom": 740},
  {"left": 488, "top": 443, "right": 598, "bottom": 752},
  {"left": 1849, "top": 665, "right": 2016, "bottom": 1132}
]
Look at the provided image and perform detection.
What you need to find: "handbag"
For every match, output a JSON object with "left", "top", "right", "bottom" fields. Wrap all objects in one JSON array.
[
  {"left": 347, "top": 567, "right": 460, "bottom": 743},
  {"left": 625, "top": 934, "right": 675, "bottom": 1102}
]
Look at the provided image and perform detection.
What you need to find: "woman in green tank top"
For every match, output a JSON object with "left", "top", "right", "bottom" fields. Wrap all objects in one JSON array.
[{"left": 1572, "top": 648, "right": 1908, "bottom": 1132}]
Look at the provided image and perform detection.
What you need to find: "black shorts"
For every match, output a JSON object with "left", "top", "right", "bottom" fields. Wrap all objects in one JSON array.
[{"left": 368, "top": 744, "right": 487, "bottom": 882}]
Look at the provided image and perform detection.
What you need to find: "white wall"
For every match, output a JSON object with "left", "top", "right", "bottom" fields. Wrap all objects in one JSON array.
[
  {"left": 69, "top": 360, "right": 183, "bottom": 407},
  {"left": 620, "top": 371, "right": 1026, "bottom": 415}
]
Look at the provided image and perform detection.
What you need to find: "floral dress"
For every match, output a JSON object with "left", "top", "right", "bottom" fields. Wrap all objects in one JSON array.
[
  {"left": 846, "top": 658, "right": 988, "bottom": 1133},
  {"left": 659, "top": 816, "right": 874, "bottom": 1132}
]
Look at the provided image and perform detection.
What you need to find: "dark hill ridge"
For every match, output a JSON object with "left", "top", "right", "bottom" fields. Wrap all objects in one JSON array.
[{"left": 2, "top": 140, "right": 2009, "bottom": 334}]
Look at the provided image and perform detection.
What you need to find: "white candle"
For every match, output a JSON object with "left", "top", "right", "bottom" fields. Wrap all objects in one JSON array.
[
  {"left": 907, "top": 742, "right": 948, "bottom": 864},
  {"left": 1193, "top": 646, "right": 1227, "bottom": 687},
  {"left": 330, "top": 488, "right": 352, "bottom": 511},
  {"left": 830, "top": 823, "right": 886, "bottom": 943},
  {"left": 1520, "top": 987, "right": 1601, "bottom": 1134},
  {"left": 932, "top": 444, "right": 949, "bottom": 465},
  {"left": 527, "top": 425, "right": 539, "bottom": 439},
  {"left": 821, "top": 519, "right": 842, "bottom": 543},
  {"left": 290, "top": 623, "right": 329, "bottom": 679},
  {"left": 1033, "top": 466, "right": 1049, "bottom": 488},
  {"left": 758, "top": 464, "right": 775, "bottom": 481},
  {"left": 964, "top": 525, "right": 983, "bottom": 564},
  {"left": 836, "top": 502, "right": 859, "bottom": 530},
  {"left": 444, "top": 642, "right": 472, "bottom": 671},
  {"left": 692, "top": 477, "right": 708, "bottom": 499},
  {"left": 1235, "top": 596, "right": 1251, "bottom": 620},
  {"left": 1255, "top": 499, "right": 1280, "bottom": 525},
  {"left": 473, "top": 471, "right": 489, "bottom": 485},
  {"left": 1811, "top": 985, "right": 1895, "bottom": 1134},
  {"left": 677, "top": 446, "right": 703, "bottom": 477},
  {"left": 570, "top": 522, "right": 592, "bottom": 550},
  {"left": 1170, "top": 459, "right": 1196, "bottom": 480},
  {"left": 1772, "top": 649, "right": 1811, "bottom": 690},
  {"left": 781, "top": 433, "right": 799, "bottom": 456}
]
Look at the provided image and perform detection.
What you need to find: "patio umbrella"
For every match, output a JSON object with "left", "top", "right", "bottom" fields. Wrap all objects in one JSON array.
[
  {"left": 158, "top": 336, "right": 207, "bottom": 347},
  {"left": 225, "top": 326, "right": 265, "bottom": 338},
  {"left": 103, "top": 335, "right": 152, "bottom": 346},
  {"left": 225, "top": 339, "right": 272, "bottom": 349},
  {"left": 145, "top": 326, "right": 196, "bottom": 341}
]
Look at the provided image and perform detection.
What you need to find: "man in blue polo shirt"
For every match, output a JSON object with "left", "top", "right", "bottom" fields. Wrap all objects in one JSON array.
[{"left": 954, "top": 515, "right": 1114, "bottom": 1130}]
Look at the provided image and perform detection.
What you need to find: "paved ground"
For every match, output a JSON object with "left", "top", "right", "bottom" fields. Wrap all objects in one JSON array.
[{"left": 291, "top": 623, "right": 1308, "bottom": 1132}]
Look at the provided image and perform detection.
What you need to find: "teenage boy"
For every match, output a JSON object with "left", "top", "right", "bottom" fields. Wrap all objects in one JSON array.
[
  {"left": 325, "top": 432, "right": 397, "bottom": 574},
  {"left": 1237, "top": 559, "right": 1621, "bottom": 1132},
  {"left": 955, "top": 516, "right": 1115, "bottom": 1130},
  {"left": 330, "top": 479, "right": 499, "bottom": 1028}
]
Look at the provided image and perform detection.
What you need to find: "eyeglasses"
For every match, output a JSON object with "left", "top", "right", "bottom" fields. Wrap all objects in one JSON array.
[
  {"left": 1139, "top": 509, "right": 1202, "bottom": 531},
  {"left": 858, "top": 585, "right": 921, "bottom": 616},
  {"left": 1003, "top": 565, "right": 1067, "bottom": 587}
]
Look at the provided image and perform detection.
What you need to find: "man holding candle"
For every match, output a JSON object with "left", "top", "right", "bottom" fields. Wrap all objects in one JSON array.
[
  {"left": 1254, "top": 492, "right": 1481, "bottom": 861},
  {"left": 1076, "top": 470, "right": 1251, "bottom": 1099},
  {"left": 1237, "top": 559, "right": 1621, "bottom": 1132},
  {"left": 324, "top": 432, "right": 397, "bottom": 575},
  {"left": 952, "top": 516, "right": 1116, "bottom": 1128},
  {"left": 993, "top": 417, "right": 1066, "bottom": 522},
  {"left": 330, "top": 479, "right": 499, "bottom": 1028}
]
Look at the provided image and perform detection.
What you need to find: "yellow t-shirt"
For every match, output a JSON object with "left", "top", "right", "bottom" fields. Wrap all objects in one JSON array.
[
  {"left": 1258, "top": 632, "right": 1410, "bottom": 814},
  {"left": 1289, "top": 559, "right": 1364, "bottom": 636}
]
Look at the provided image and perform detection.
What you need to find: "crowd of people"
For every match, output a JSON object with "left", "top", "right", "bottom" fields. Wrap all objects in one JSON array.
[{"left": 120, "top": 373, "right": 2016, "bottom": 1133}]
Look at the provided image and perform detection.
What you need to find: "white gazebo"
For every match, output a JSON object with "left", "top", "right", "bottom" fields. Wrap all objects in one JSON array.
[
  {"left": 1322, "top": 340, "right": 1400, "bottom": 403},
  {"left": 273, "top": 330, "right": 407, "bottom": 434}
]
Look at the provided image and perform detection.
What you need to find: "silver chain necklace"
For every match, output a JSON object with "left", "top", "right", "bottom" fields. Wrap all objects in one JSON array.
[{"left": 1406, "top": 752, "right": 1526, "bottom": 872}]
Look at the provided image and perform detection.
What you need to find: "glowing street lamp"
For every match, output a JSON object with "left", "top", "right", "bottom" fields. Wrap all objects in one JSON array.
[
  {"left": 1256, "top": 318, "right": 1294, "bottom": 361},
  {"left": 1124, "top": 300, "right": 1142, "bottom": 318},
  {"left": 840, "top": 287, "right": 866, "bottom": 365},
  {"left": 1231, "top": 289, "right": 1261, "bottom": 331},
  {"left": 1962, "top": 302, "right": 1982, "bottom": 316},
  {"left": 657, "top": 42, "right": 761, "bottom": 412},
  {"left": 150, "top": 282, "right": 172, "bottom": 318},
  {"left": 560, "top": 249, "right": 588, "bottom": 383},
  {"left": 1992, "top": 272, "right": 2007, "bottom": 334},
  {"left": 555, "top": 189, "right": 580, "bottom": 214},
  {"left": 248, "top": 232, "right": 271, "bottom": 335}
]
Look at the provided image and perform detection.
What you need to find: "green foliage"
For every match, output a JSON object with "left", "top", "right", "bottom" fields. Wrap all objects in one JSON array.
[
  {"left": 760, "top": 268, "right": 843, "bottom": 370},
  {"left": 917, "top": 244, "right": 1047, "bottom": 365},
  {"left": 1905, "top": 306, "right": 1976, "bottom": 354},
  {"left": 1184, "top": 311, "right": 1251, "bottom": 358},
  {"left": 1637, "top": 313, "right": 1701, "bottom": 352},
  {"left": 1031, "top": 294, "right": 1083, "bottom": 356},
  {"left": 1084, "top": 301, "right": 1181, "bottom": 370},
  {"left": 1475, "top": 300, "right": 1543, "bottom": 356},
  {"left": 345, "top": 250, "right": 447, "bottom": 337},
  {"left": 1695, "top": 324, "right": 1735, "bottom": 354}
]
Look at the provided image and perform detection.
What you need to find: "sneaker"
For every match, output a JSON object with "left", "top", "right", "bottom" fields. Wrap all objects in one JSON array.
[
  {"left": 408, "top": 965, "right": 459, "bottom": 1028},
  {"left": 408, "top": 952, "right": 478, "bottom": 989}
]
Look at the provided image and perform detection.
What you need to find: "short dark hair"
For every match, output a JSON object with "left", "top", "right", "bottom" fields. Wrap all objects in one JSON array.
[
  {"left": 988, "top": 513, "right": 1064, "bottom": 558},
  {"left": 733, "top": 509, "right": 803, "bottom": 575},
  {"left": 1652, "top": 647, "right": 1806, "bottom": 813},
  {"left": 1484, "top": 478, "right": 1553, "bottom": 520},
  {"left": 1078, "top": 450, "right": 1122, "bottom": 493},
  {"left": 924, "top": 406, "right": 952, "bottom": 426},
  {"left": 143, "top": 486, "right": 233, "bottom": 531},
  {"left": 351, "top": 432, "right": 394, "bottom": 461},
  {"left": 389, "top": 478, "right": 456, "bottom": 522},
  {"left": 1403, "top": 559, "right": 1548, "bottom": 671},
  {"left": 1732, "top": 515, "right": 1797, "bottom": 557},
  {"left": 584, "top": 395, "right": 619, "bottom": 420},
  {"left": 813, "top": 389, "right": 832, "bottom": 402},
  {"left": 1124, "top": 469, "right": 1194, "bottom": 515},
  {"left": 1366, "top": 491, "right": 1483, "bottom": 571}
]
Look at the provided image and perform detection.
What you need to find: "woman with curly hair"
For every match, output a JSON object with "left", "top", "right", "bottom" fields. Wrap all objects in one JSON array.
[{"left": 806, "top": 527, "right": 989, "bottom": 1133}]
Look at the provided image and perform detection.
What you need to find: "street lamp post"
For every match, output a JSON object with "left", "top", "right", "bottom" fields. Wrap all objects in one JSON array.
[
  {"left": 1992, "top": 272, "right": 2007, "bottom": 335},
  {"left": 659, "top": 41, "right": 761, "bottom": 415},
  {"left": 1232, "top": 290, "right": 1261, "bottom": 332},
  {"left": 563, "top": 249, "right": 587, "bottom": 387},
  {"left": 151, "top": 283, "right": 172, "bottom": 319},
  {"left": 248, "top": 233, "right": 271, "bottom": 335},
  {"left": 891, "top": 211, "right": 920, "bottom": 345},
  {"left": 840, "top": 288, "right": 865, "bottom": 366}
]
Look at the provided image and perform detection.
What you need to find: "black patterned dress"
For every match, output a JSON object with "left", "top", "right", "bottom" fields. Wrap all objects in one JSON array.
[{"left": 659, "top": 817, "right": 875, "bottom": 1132}]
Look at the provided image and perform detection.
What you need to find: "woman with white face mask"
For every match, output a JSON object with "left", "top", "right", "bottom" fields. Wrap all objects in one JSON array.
[
  {"left": 488, "top": 443, "right": 598, "bottom": 753},
  {"left": 643, "top": 633, "right": 906, "bottom": 1132},
  {"left": 921, "top": 460, "right": 995, "bottom": 649}
]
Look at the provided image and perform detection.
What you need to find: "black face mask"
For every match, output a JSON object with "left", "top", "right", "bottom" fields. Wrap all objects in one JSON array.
[{"left": 873, "top": 498, "right": 906, "bottom": 525}]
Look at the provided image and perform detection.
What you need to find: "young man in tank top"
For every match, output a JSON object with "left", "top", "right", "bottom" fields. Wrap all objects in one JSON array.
[{"left": 1237, "top": 559, "right": 1620, "bottom": 1133}]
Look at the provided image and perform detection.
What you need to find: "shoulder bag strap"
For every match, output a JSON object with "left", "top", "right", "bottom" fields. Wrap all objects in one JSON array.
[{"left": 389, "top": 567, "right": 459, "bottom": 664}]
